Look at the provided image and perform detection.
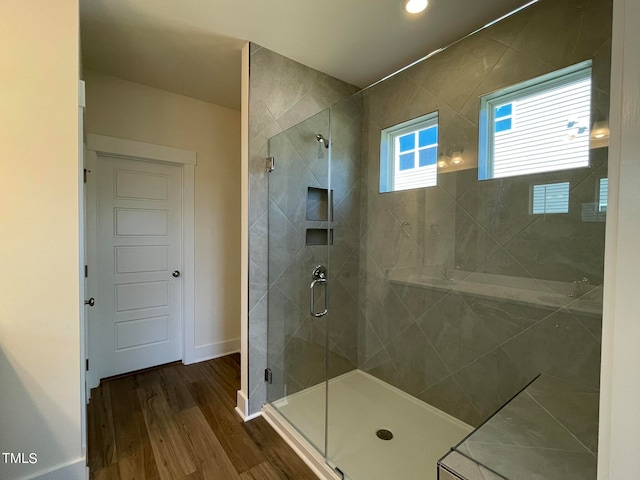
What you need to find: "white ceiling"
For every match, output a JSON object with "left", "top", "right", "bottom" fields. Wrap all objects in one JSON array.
[{"left": 80, "top": 0, "right": 533, "bottom": 111}]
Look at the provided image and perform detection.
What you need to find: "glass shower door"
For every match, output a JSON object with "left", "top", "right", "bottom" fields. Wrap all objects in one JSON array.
[{"left": 266, "top": 109, "right": 332, "bottom": 456}]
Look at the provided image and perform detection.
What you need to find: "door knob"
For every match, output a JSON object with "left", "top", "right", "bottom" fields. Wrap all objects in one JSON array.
[
  {"left": 172, "top": 270, "right": 181, "bottom": 278},
  {"left": 84, "top": 298, "right": 95, "bottom": 307}
]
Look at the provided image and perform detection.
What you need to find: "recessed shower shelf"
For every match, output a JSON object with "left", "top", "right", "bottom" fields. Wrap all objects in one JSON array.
[
  {"left": 306, "top": 228, "right": 334, "bottom": 246},
  {"left": 306, "top": 187, "right": 333, "bottom": 221}
]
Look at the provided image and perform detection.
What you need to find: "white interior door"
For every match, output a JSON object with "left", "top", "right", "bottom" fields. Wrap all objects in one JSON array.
[{"left": 94, "top": 154, "right": 183, "bottom": 379}]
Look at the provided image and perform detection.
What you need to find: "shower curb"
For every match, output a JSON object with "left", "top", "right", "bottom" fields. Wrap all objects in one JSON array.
[{"left": 262, "top": 403, "right": 342, "bottom": 480}]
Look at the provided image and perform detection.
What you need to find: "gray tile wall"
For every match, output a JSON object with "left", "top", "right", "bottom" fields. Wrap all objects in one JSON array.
[
  {"left": 248, "top": 43, "right": 358, "bottom": 414},
  {"left": 266, "top": 98, "right": 364, "bottom": 403},
  {"left": 358, "top": 0, "right": 612, "bottom": 426},
  {"left": 455, "top": 375, "right": 599, "bottom": 479}
]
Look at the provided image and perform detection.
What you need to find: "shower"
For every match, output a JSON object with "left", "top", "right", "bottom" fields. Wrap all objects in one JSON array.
[
  {"left": 258, "top": 0, "right": 609, "bottom": 478},
  {"left": 316, "top": 133, "right": 329, "bottom": 148}
]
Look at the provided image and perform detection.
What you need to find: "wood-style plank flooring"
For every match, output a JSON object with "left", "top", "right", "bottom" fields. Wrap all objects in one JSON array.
[{"left": 88, "top": 354, "right": 318, "bottom": 480}]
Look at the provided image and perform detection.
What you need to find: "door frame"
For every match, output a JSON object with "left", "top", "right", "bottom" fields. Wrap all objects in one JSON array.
[{"left": 85, "top": 133, "right": 197, "bottom": 392}]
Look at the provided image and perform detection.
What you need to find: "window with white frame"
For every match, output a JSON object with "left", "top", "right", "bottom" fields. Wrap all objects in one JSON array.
[
  {"left": 599, "top": 177, "right": 608, "bottom": 213},
  {"left": 580, "top": 177, "right": 608, "bottom": 222},
  {"left": 531, "top": 182, "right": 570, "bottom": 214},
  {"left": 379, "top": 112, "right": 439, "bottom": 193},
  {"left": 479, "top": 61, "right": 592, "bottom": 181}
]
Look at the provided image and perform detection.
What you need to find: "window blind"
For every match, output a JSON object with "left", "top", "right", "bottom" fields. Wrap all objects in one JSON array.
[
  {"left": 532, "top": 182, "right": 570, "bottom": 214},
  {"left": 493, "top": 77, "right": 591, "bottom": 178}
]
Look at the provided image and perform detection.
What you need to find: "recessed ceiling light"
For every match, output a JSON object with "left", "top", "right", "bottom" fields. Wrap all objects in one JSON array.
[{"left": 404, "top": 0, "right": 428, "bottom": 14}]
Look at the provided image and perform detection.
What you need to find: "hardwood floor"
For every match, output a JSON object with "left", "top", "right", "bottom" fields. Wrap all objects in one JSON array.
[{"left": 88, "top": 354, "right": 318, "bottom": 480}]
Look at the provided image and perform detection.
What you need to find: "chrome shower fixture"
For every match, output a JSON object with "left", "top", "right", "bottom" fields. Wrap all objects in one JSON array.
[{"left": 316, "top": 134, "right": 329, "bottom": 149}]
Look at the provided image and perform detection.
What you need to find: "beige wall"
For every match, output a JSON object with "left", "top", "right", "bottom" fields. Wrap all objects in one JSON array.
[
  {"left": 0, "top": 1, "right": 83, "bottom": 479},
  {"left": 83, "top": 71, "right": 241, "bottom": 357}
]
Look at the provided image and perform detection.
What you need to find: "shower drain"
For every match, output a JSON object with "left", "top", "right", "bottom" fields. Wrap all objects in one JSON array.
[{"left": 376, "top": 429, "right": 394, "bottom": 440}]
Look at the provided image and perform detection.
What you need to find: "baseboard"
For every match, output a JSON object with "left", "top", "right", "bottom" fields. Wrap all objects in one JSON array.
[
  {"left": 188, "top": 338, "right": 240, "bottom": 364},
  {"left": 262, "top": 404, "right": 340, "bottom": 480},
  {"left": 235, "top": 390, "right": 262, "bottom": 422},
  {"left": 26, "top": 458, "right": 86, "bottom": 480}
]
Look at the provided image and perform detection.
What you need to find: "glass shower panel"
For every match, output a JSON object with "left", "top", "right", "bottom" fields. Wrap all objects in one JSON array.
[
  {"left": 324, "top": 93, "right": 363, "bottom": 477},
  {"left": 266, "top": 109, "right": 332, "bottom": 456}
]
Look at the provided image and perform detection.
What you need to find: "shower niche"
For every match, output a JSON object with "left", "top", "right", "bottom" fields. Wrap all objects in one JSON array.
[
  {"left": 306, "top": 187, "right": 334, "bottom": 245},
  {"left": 305, "top": 228, "right": 334, "bottom": 246},
  {"left": 306, "top": 187, "right": 333, "bottom": 221}
]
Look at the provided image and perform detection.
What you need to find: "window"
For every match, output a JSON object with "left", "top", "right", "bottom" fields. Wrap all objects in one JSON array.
[
  {"left": 581, "top": 177, "right": 608, "bottom": 222},
  {"left": 531, "top": 182, "right": 570, "bottom": 214},
  {"left": 380, "top": 112, "right": 438, "bottom": 192},
  {"left": 479, "top": 61, "right": 592, "bottom": 180},
  {"left": 599, "top": 178, "right": 608, "bottom": 213}
]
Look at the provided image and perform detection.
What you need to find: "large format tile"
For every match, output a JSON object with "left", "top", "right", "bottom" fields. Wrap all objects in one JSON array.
[
  {"left": 461, "top": 443, "right": 596, "bottom": 480},
  {"left": 250, "top": 47, "right": 321, "bottom": 120},
  {"left": 326, "top": 277, "right": 359, "bottom": 349},
  {"left": 329, "top": 214, "right": 360, "bottom": 274},
  {"left": 464, "top": 392, "right": 588, "bottom": 452},
  {"left": 418, "top": 375, "right": 482, "bottom": 427},
  {"left": 474, "top": 246, "right": 535, "bottom": 280},
  {"left": 454, "top": 347, "right": 530, "bottom": 419},
  {"left": 273, "top": 246, "right": 325, "bottom": 311},
  {"left": 473, "top": 47, "right": 555, "bottom": 102},
  {"left": 418, "top": 292, "right": 499, "bottom": 373},
  {"left": 504, "top": 211, "right": 606, "bottom": 285},
  {"left": 283, "top": 108, "right": 331, "bottom": 186},
  {"left": 390, "top": 282, "right": 448, "bottom": 321},
  {"left": 457, "top": 176, "right": 537, "bottom": 248},
  {"left": 267, "top": 201, "right": 304, "bottom": 284},
  {"left": 454, "top": 206, "right": 501, "bottom": 272},
  {"left": 330, "top": 119, "right": 362, "bottom": 206},
  {"left": 268, "top": 135, "right": 323, "bottom": 234},
  {"left": 364, "top": 194, "right": 424, "bottom": 272},
  {"left": 364, "top": 73, "right": 425, "bottom": 129},
  {"left": 267, "top": 285, "right": 302, "bottom": 360},
  {"left": 526, "top": 375, "right": 599, "bottom": 453},
  {"left": 358, "top": 317, "right": 384, "bottom": 366},
  {"left": 438, "top": 113, "right": 479, "bottom": 171},
  {"left": 511, "top": 0, "right": 612, "bottom": 70},
  {"left": 335, "top": 248, "right": 360, "bottom": 302},
  {"left": 501, "top": 309, "right": 602, "bottom": 389},
  {"left": 462, "top": 293, "right": 551, "bottom": 345},
  {"left": 378, "top": 188, "right": 426, "bottom": 241},
  {"left": 361, "top": 348, "right": 407, "bottom": 392},
  {"left": 361, "top": 252, "right": 414, "bottom": 345},
  {"left": 406, "top": 35, "right": 508, "bottom": 113},
  {"left": 384, "top": 323, "right": 449, "bottom": 395},
  {"left": 422, "top": 201, "right": 457, "bottom": 268}
]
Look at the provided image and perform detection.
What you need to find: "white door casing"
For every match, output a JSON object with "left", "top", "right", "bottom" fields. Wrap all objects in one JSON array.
[{"left": 85, "top": 134, "right": 196, "bottom": 389}]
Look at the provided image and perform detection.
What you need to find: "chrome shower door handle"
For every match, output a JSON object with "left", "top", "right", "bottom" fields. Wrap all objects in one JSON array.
[{"left": 310, "top": 277, "right": 328, "bottom": 318}]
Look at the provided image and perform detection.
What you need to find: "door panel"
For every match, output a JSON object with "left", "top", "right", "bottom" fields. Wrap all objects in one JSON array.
[
  {"left": 115, "top": 315, "right": 169, "bottom": 350},
  {"left": 115, "top": 246, "right": 169, "bottom": 273},
  {"left": 114, "top": 169, "right": 168, "bottom": 200},
  {"left": 115, "top": 281, "right": 169, "bottom": 311},
  {"left": 94, "top": 155, "right": 183, "bottom": 379},
  {"left": 114, "top": 208, "right": 169, "bottom": 235}
]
